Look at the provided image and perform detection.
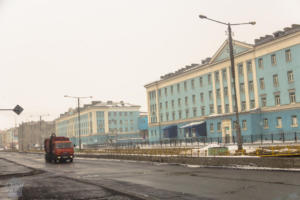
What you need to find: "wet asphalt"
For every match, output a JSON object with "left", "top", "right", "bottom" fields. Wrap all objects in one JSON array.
[{"left": 1, "top": 152, "right": 300, "bottom": 200}]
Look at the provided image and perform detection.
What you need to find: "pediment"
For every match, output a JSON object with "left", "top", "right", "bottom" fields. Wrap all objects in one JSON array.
[{"left": 209, "top": 40, "right": 253, "bottom": 64}]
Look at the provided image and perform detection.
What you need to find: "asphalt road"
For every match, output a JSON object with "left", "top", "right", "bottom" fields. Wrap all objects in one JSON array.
[{"left": 1, "top": 152, "right": 300, "bottom": 200}]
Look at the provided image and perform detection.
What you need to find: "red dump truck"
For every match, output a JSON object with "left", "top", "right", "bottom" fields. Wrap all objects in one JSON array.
[{"left": 44, "top": 133, "right": 74, "bottom": 163}]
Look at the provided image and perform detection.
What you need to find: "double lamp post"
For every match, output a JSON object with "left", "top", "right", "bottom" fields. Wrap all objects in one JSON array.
[{"left": 199, "top": 15, "right": 255, "bottom": 151}]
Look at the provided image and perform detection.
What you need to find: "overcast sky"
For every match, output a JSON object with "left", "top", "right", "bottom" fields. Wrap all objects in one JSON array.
[{"left": 0, "top": 0, "right": 299, "bottom": 129}]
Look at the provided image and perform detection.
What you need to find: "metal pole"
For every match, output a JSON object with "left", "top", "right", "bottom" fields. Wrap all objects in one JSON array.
[
  {"left": 40, "top": 116, "right": 42, "bottom": 150},
  {"left": 77, "top": 98, "right": 81, "bottom": 151},
  {"left": 228, "top": 24, "right": 243, "bottom": 151}
]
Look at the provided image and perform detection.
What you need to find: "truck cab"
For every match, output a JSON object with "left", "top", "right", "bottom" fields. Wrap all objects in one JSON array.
[{"left": 44, "top": 134, "right": 74, "bottom": 163}]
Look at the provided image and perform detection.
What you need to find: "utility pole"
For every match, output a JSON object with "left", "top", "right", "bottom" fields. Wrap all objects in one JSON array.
[
  {"left": 198, "top": 14, "right": 255, "bottom": 151},
  {"left": 64, "top": 95, "right": 92, "bottom": 150}
]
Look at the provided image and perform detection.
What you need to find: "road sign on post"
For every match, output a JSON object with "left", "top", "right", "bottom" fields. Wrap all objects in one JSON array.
[{"left": 13, "top": 105, "right": 23, "bottom": 115}]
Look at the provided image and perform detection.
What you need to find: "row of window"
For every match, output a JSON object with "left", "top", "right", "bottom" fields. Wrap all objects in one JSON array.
[
  {"left": 108, "top": 119, "right": 134, "bottom": 125},
  {"left": 258, "top": 49, "right": 292, "bottom": 68},
  {"left": 261, "top": 91, "right": 296, "bottom": 107},
  {"left": 259, "top": 71, "right": 294, "bottom": 90},
  {"left": 263, "top": 115, "right": 298, "bottom": 129},
  {"left": 108, "top": 111, "right": 134, "bottom": 117},
  {"left": 208, "top": 115, "right": 298, "bottom": 133}
]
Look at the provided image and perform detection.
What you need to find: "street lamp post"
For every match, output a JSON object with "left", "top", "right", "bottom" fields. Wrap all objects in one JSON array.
[
  {"left": 64, "top": 95, "right": 92, "bottom": 150},
  {"left": 198, "top": 15, "right": 255, "bottom": 151}
]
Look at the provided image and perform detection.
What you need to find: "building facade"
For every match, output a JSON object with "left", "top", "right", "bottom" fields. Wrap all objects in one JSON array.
[
  {"left": 18, "top": 121, "right": 55, "bottom": 151},
  {"left": 56, "top": 100, "right": 148, "bottom": 147},
  {"left": 145, "top": 24, "right": 300, "bottom": 143}
]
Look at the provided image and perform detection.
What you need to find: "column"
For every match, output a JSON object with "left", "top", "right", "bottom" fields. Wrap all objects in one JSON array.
[{"left": 226, "top": 66, "right": 233, "bottom": 113}]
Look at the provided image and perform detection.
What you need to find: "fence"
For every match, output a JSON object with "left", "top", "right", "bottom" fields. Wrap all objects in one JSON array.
[{"left": 83, "top": 132, "right": 300, "bottom": 149}]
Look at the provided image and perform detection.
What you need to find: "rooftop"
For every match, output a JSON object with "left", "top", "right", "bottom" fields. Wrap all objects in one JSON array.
[
  {"left": 145, "top": 24, "right": 300, "bottom": 87},
  {"left": 58, "top": 100, "right": 140, "bottom": 118}
]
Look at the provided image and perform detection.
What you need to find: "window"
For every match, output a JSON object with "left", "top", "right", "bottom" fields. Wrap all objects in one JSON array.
[
  {"left": 222, "top": 69, "right": 227, "bottom": 80},
  {"left": 275, "top": 94, "right": 280, "bottom": 105},
  {"left": 164, "top": 88, "right": 167, "bottom": 96},
  {"left": 160, "top": 113, "right": 163, "bottom": 122},
  {"left": 238, "top": 64, "right": 243, "bottom": 76},
  {"left": 178, "top": 98, "right": 181, "bottom": 107},
  {"left": 185, "top": 96, "right": 188, "bottom": 106},
  {"left": 199, "top": 107, "right": 204, "bottom": 117},
  {"left": 233, "top": 121, "right": 237, "bottom": 130},
  {"left": 120, "top": 120, "right": 122, "bottom": 124},
  {"left": 192, "top": 95, "right": 196, "bottom": 104},
  {"left": 217, "top": 105, "right": 222, "bottom": 114},
  {"left": 215, "top": 71, "right": 219, "bottom": 82},
  {"left": 191, "top": 79, "right": 195, "bottom": 89},
  {"left": 285, "top": 49, "right": 291, "bottom": 62},
  {"left": 260, "top": 78, "right": 265, "bottom": 89},
  {"left": 242, "top": 120, "right": 247, "bottom": 130},
  {"left": 166, "top": 112, "right": 169, "bottom": 121},
  {"left": 291, "top": 116, "right": 298, "bottom": 127},
  {"left": 289, "top": 92, "right": 296, "bottom": 104},
  {"left": 249, "top": 81, "right": 254, "bottom": 92},
  {"left": 120, "top": 112, "right": 122, "bottom": 116},
  {"left": 287, "top": 71, "right": 294, "bottom": 83},
  {"left": 241, "top": 101, "right": 246, "bottom": 111},
  {"left": 276, "top": 117, "right": 282, "bottom": 128},
  {"left": 124, "top": 112, "right": 127, "bottom": 116},
  {"left": 114, "top": 112, "right": 117, "bottom": 116},
  {"left": 185, "top": 109, "right": 189, "bottom": 118},
  {"left": 178, "top": 110, "right": 182, "bottom": 119},
  {"left": 177, "top": 83, "right": 180, "bottom": 92},
  {"left": 250, "top": 100, "right": 255, "bottom": 109},
  {"left": 200, "top": 93, "right": 204, "bottom": 103},
  {"left": 172, "top": 112, "right": 175, "bottom": 120},
  {"left": 261, "top": 96, "right": 267, "bottom": 107},
  {"left": 159, "top": 102, "right": 162, "bottom": 110},
  {"left": 273, "top": 74, "right": 279, "bottom": 87},
  {"left": 224, "top": 87, "right": 228, "bottom": 96},
  {"left": 158, "top": 89, "right": 161, "bottom": 97},
  {"left": 171, "top": 100, "right": 174, "bottom": 108},
  {"left": 199, "top": 77, "right": 203, "bottom": 87},
  {"left": 208, "top": 74, "right": 211, "bottom": 84},
  {"left": 184, "top": 81, "right": 187, "bottom": 91},
  {"left": 240, "top": 83, "right": 244, "bottom": 93},
  {"left": 171, "top": 85, "right": 174, "bottom": 95},
  {"left": 271, "top": 54, "right": 277, "bottom": 65},
  {"left": 165, "top": 101, "right": 168, "bottom": 109},
  {"left": 247, "top": 61, "right": 252, "bottom": 73},
  {"left": 209, "top": 123, "right": 214, "bottom": 132},
  {"left": 216, "top": 89, "right": 220, "bottom": 98},
  {"left": 209, "top": 91, "right": 213, "bottom": 100},
  {"left": 225, "top": 104, "right": 229, "bottom": 113},
  {"left": 263, "top": 118, "right": 269, "bottom": 129},
  {"left": 209, "top": 104, "right": 214, "bottom": 114},
  {"left": 258, "top": 58, "right": 263, "bottom": 69},
  {"left": 217, "top": 122, "right": 221, "bottom": 132},
  {"left": 193, "top": 108, "right": 197, "bottom": 117}
]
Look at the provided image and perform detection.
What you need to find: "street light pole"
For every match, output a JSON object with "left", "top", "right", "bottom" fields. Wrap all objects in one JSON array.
[
  {"left": 198, "top": 15, "right": 255, "bottom": 151},
  {"left": 64, "top": 95, "right": 92, "bottom": 151}
]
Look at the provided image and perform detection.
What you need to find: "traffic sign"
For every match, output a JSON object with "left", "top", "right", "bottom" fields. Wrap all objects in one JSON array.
[{"left": 13, "top": 105, "right": 23, "bottom": 115}]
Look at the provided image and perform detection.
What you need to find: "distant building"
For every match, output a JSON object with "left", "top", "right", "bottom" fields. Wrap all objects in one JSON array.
[
  {"left": 18, "top": 121, "right": 55, "bottom": 151},
  {"left": 56, "top": 100, "right": 148, "bottom": 147},
  {"left": 0, "top": 128, "right": 18, "bottom": 150},
  {"left": 145, "top": 24, "right": 300, "bottom": 142}
]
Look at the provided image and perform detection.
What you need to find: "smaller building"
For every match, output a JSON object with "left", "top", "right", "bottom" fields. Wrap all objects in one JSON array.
[{"left": 56, "top": 100, "right": 148, "bottom": 147}]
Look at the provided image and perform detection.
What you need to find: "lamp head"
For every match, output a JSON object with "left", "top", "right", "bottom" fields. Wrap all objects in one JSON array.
[
  {"left": 249, "top": 21, "right": 256, "bottom": 25},
  {"left": 199, "top": 15, "right": 207, "bottom": 19}
]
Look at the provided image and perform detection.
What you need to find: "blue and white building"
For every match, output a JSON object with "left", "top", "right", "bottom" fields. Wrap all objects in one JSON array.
[
  {"left": 145, "top": 24, "right": 300, "bottom": 143},
  {"left": 56, "top": 100, "right": 148, "bottom": 146}
]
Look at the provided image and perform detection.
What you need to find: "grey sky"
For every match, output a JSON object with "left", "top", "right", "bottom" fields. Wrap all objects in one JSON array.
[{"left": 0, "top": 0, "right": 299, "bottom": 129}]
